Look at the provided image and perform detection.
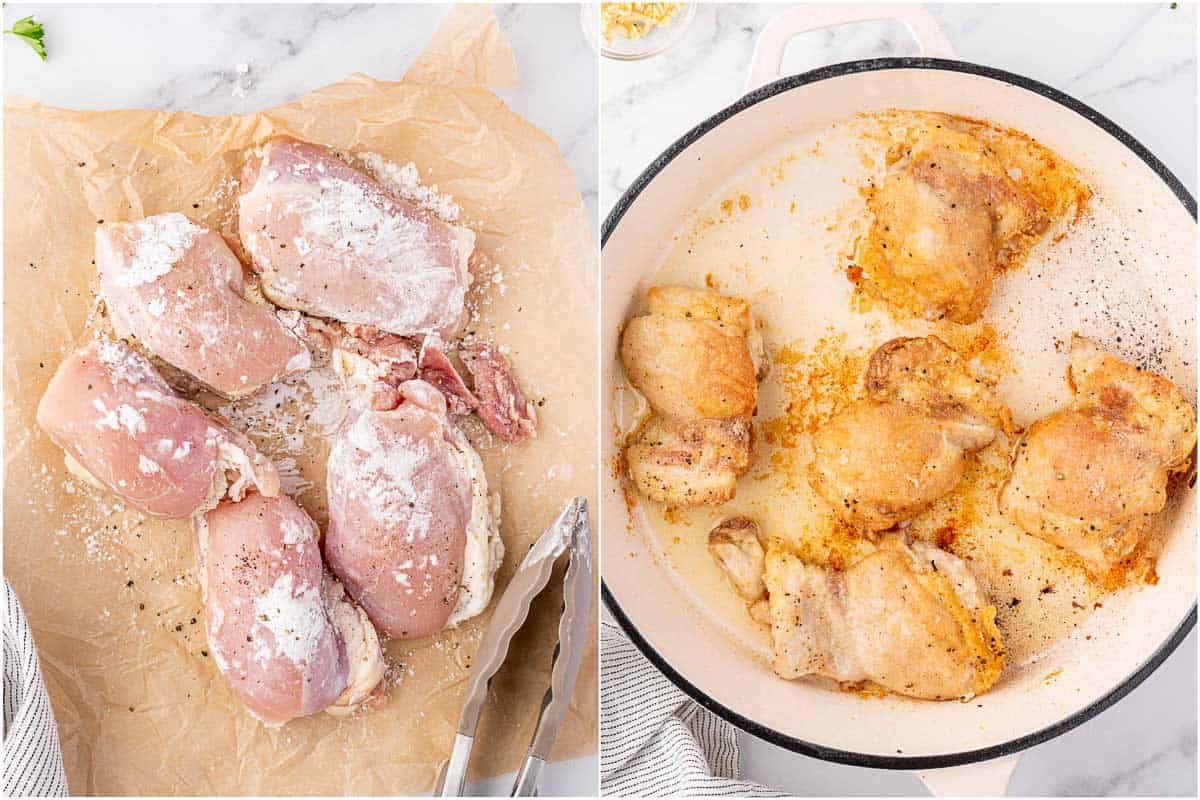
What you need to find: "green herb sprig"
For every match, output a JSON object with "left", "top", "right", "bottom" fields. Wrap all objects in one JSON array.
[{"left": 4, "top": 16, "right": 47, "bottom": 61}]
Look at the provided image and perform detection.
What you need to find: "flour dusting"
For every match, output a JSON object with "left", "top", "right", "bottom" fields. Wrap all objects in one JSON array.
[
  {"left": 359, "top": 152, "right": 461, "bottom": 222},
  {"left": 251, "top": 573, "right": 329, "bottom": 667},
  {"left": 108, "top": 213, "right": 201, "bottom": 288}
]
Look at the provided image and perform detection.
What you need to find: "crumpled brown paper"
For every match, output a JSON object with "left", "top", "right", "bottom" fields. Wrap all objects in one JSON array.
[
  {"left": 405, "top": 4, "right": 520, "bottom": 88},
  {"left": 3, "top": 6, "right": 597, "bottom": 795}
]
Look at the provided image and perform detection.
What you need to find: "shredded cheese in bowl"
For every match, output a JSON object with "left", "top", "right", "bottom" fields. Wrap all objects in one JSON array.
[{"left": 601, "top": 3, "right": 683, "bottom": 43}]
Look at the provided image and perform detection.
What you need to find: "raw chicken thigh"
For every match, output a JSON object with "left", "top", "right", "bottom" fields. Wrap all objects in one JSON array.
[
  {"left": 195, "top": 492, "right": 385, "bottom": 726},
  {"left": 330, "top": 325, "right": 537, "bottom": 443},
  {"left": 238, "top": 137, "right": 474, "bottom": 340},
  {"left": 1000, "top": 335, "right": 1196, "bottom": 576},
  {"left": 325, "top": 379, "right": 501, "bottom": 639},
  {"left": 36, "top": 338, "right": 278, "bottom": 517},
  {"left": 764, "top": 535, "right": 1004, "bottom": 700},
  {"left": 809, "top": 336, "right": 1011, "bottom": 532},
  {"left": 238, "top": 137, "right": 537, "bottom": 443},
  {"left": 95, "top": 213, "right": 310, "bottom": 397},
  {"left": 460, "top": 341, "right": 538, "bottom": 443},
  {"left": 418, "top": 334, "right": 478, "bottom": 417}
]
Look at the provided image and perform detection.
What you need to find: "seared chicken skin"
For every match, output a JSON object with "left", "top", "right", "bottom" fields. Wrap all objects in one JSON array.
[
  {"left": 708, "top": 520, "right": 1003, "bottom": 700},
  {"left": 706, "top": 517, "right": 770, "bottom": 625},
  {"left": 809, "top": 336, "right": 1010, "bottom": 532},
  {"left": 1000, "top": 336, "right": 1196, "bottom": 576},
  {"left": 855, "top": 125, "right": 1047, "bottom": 323},
  {"left": 626, "top": 416, "right": 753, "bottom": 508},
  {"left": 765, "top": 535, "right": 1004, "bottom": 700},
  {"left": 621, "top": 285, "right": 762, "bottom": 420},
  {"left": 707, "top": 517, "right": 767, "bottom": 601},
  {"left": 620, "top": 286, "right": 766, "bottom": 506}
]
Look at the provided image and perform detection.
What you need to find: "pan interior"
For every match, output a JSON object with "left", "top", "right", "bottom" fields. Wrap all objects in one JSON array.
[{"left": 602, "top": 66, "right": 1196, "bottom": 761}]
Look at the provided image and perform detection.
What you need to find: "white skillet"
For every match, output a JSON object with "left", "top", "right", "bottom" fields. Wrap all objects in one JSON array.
[{"left": 601, "top": 6, "right": 1197, "bottom": 795}]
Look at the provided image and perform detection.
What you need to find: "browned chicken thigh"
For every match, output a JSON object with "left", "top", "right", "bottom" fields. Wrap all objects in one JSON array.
[
  {"left": 625, "top": 416, "right": 752, "bottom": 507},
  {"left": 621, "top": 285, "right": 761, "bottom": 420},
  {"left": 855, "top": 125, "right": 1047, "bottom": 323},
  {"left": 706, "top": 517, "right": 767, "bottom": 600},
  {"left": 706, "top": 517, "right": 770, "bottom": 625},
  {"left": 809, "top": 336, "right": 1011, "bottom": 532},
  {"left": 620, "top": 285, "right": 766, "bottom": 506},
  {"left": 1000, "top": 335, "right": 1196, "bottom": 577},
  {"left": 765, "top": 535, "right": 1004, "bottom": 700},
  {"left": 707, "top": 520, "right": 1004, "bottom": 700}
]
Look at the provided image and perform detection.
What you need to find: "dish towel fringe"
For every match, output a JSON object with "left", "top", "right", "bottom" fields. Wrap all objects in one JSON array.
[
  {"left": 4, "top": 580, "right": 69, "bottom": 796},
  {"left": 600, "top": 621, "right": 782, "bottom": 797}
]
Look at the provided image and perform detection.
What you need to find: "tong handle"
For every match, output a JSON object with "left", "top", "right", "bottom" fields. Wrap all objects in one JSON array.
[
  {"left": 435, "top": 733, "right": 475, "bottom": 796},
  {"left": 510, "top": 755, "right": 545, "bottom": 796},
  {"left": 512, "top": 501, "right": 592, "bottom": 796},
  {"left": 435, "top": 498, "right": 588, "bottom": 797}
]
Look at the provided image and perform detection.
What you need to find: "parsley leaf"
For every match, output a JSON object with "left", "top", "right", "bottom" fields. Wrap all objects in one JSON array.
[{"left": 4, "top": 16, "right": 47, "bottom": 61}]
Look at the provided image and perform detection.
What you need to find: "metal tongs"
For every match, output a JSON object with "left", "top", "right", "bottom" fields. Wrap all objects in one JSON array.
[{"left": 435, "top": 497, "right": 592, "bottom": 797}]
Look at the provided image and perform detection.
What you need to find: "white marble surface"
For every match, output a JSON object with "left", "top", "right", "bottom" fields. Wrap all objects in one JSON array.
[
  {"left": 602, "top": 3, "right": 1196, "bottom": 796},
  {"left": 603, "top": 3, "right": 1197, "bottom": 209},
  {"left": 3, "top": 3, "right": 597, "bottom": 796},
  {"left": 2, "top": 3, "right": 599, "bottom": 235}
]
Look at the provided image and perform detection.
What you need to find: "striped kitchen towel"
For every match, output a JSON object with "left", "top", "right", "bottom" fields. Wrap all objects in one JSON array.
[
  {"left": 4, "top": 580, "right": 68, "bottom": 796},
  {"left": 600, "top": 621, "right": 782, "bottom": 797}
]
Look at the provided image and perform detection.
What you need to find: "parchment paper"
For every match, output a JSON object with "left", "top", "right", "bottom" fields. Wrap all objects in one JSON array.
[{"left": 3, "top": 6, "right": 598, "bottom": 794}]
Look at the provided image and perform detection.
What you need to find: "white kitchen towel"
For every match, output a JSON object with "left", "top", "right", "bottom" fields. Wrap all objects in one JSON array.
[
  {"left": 4, "top": 580, "right": 69, "bottom": 796},
  {"left": 600, "top": 620, "right": 782, "bottom": 797}
]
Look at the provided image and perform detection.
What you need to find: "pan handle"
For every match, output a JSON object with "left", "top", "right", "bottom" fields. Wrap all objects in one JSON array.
[
  {"left": 916, "top": 754, "right": 1020, "bottom": 797},
  {"left": 745, "top": 4, "right": 957, "bottom": 93}
]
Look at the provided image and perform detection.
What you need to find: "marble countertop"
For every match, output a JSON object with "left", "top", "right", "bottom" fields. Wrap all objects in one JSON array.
[
  {"left": 3, "top": 3, "right": 597, "bottom": 796},
  {"left": 2, "top": 3, "right": 599, "bottom": 235},
  {"left": 602, "top": 3, "right": 1196, "bottom": 796},
  {"left": 603, "top": 3, "right": 1196, "bottom": 210}
]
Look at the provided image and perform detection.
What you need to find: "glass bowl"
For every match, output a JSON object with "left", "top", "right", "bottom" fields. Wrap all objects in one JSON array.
[{"left": 580, "top": 3, "right": 697, "bottom": 61}]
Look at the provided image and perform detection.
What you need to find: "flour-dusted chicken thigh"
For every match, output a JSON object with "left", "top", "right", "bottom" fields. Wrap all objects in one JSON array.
[
  {"left": 195, "top": 492, "right": 385, "bottom": 726},
  {"left": 855, "top": 125, "right": 1047, "bottom": 323},
  {"left": 1000, "top": 336, "right": 1196, "bottom": 576},
  {"left": 764, "top": 535, "right": 1004, "bottom": 700},
  {"left": 36, "top": 338, "right": 278, "bottom": 517},
  {"left": 95, "top": 214, "right": 310, "bottom": 398},
  {"left": 809, "top": 336, "right": 1011, "bottom": 532},
  {"left": 325, "top": 379, "right": 501, "bottom": 639},
  {"left": 238, "top": 137, "right": 474, "bottom": 340},
  {"left": 620, "top": 285, "right": 765, "bottom": 506}
]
